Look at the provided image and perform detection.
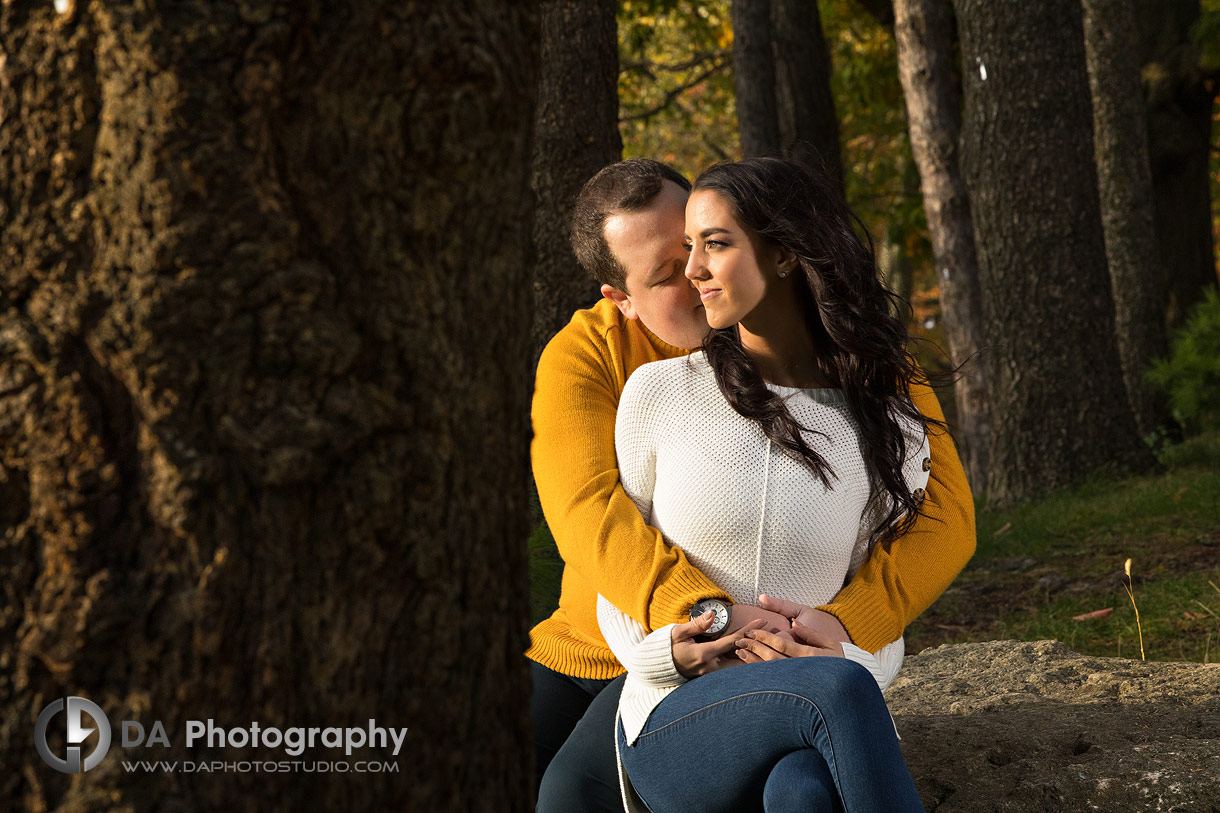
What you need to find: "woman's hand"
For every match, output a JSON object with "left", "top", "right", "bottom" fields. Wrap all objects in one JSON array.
[
  {"left": 733, "top": 622, "right": 846, "bottom": 663},
  {"left": 672, "top": 613, "right": 767, "bottom": 678}
]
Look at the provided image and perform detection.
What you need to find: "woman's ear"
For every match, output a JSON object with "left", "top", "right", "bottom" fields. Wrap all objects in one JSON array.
[{"left": 775, "top": 247, "right": 798, "bottom": 278}]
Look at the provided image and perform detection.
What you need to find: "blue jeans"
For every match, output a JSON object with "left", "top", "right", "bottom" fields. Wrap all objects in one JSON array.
[{"left": 618, "top": 657, "right": 924, "bottom": 813}]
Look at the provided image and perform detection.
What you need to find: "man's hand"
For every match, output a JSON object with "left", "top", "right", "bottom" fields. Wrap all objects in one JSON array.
[
  {"left": 724, "top": 603, "right": 793, "bottom": 637},
  {"left": 672, "top": 612, "right": 766, "bottom": 678},
  {"left": 734, "top": 623, "right": 845, "bottom": 663},
  {"left": 758, "top": 593, "right": 852, "bottom": 644}
]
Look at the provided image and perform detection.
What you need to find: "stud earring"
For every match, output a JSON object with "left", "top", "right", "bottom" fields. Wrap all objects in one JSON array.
[{"left": 777, "top": 267, "right": 790, "bottom": 279}]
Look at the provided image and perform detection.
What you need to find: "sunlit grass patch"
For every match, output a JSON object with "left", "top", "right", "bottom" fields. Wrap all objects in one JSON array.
[{"left": 912, "top": 431, "right": 1220, "bottom": 662}]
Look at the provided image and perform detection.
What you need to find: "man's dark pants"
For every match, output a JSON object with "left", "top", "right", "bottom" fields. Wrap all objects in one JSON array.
[{"left": 531, "top": 660, "right": 628, "bottom": 812}]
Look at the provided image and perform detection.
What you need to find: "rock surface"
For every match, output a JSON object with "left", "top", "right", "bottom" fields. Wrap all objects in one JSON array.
[{"left": 888, "top": 640, "right": 1220, "bottom": 812}]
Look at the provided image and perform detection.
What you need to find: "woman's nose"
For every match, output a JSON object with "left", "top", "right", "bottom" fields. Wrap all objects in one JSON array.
[{"left": 684, "top": 249, "right": 705, "bottom": 281}]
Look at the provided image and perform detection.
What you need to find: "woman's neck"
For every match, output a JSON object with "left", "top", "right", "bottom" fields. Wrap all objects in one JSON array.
[{"left": 738, "top": 307, "right": 836, "bottom": 389}]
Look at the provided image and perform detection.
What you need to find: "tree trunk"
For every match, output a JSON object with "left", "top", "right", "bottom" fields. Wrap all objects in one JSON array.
[
  {"left": 531, "top": 0, "right": 621, "bottom": 364},
  {"left": 1136, "top": 0, "right": 1218, "bottom": 331},
  {"left": 0, "top": 2, "right": 537, "bottom": 810},
  {"left": 878, "top": 223, "right": 914, "bottom": 320},
  {"left": 953, "top": 0, "right": 1154, "bottom": 507},
  {"left": 893, "top": 0, "right": 989, "bottom": 493},
  {"left": 732, "top": 0, "right": 781, "bottom": 157},
  {"left": 771, "top": 0, "right": 845, "bottom": 192},
  {"left": 1082, "top": 0, "right": 1176, "bottom": 439}
]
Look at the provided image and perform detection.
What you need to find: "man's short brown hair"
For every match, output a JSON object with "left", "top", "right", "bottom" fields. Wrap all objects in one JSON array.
[{"left": 569, "top": 159, "right": 691, "bottom": 293}]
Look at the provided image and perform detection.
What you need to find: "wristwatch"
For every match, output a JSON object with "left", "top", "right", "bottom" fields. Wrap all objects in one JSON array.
[{"left": 689, "top": 598, "right": 731, "bottom": 642}]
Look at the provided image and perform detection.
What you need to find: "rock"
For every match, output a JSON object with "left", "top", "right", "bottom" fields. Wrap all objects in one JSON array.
[{"left": 887, "top": 640, "right": 1220, "bottom": 812}]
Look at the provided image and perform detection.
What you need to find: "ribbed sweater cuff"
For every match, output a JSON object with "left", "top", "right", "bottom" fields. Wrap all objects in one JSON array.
[
  {"left": 651, "top": 569, "right": 731, "bottom": 629},
  {"left": 816, "top": 587, "right": 902, "bottom": 654},
  {"left": 841, "top": 643, "right": 884, "bottom": 683},
  {"left": 633, "top": 625, "right": 688, "bottom": 688}
]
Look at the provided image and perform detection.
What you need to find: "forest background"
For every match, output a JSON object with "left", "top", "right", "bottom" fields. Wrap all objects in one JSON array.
[
  {"left": 1, "top": 1, "right": 1218, "bottom": 810},
  {"left": 529, "top": 0, "right": 1220, "bottom": 647}
]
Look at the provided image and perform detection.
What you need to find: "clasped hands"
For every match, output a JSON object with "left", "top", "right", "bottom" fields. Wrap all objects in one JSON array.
[{"left": 671, "top": 593, "right": 849, "bottom": 679}]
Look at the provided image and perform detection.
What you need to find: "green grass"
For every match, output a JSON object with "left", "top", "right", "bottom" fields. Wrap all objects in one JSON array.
[
  {"left": 529, "top": 521, "right": 563, "bottom": 625},
  {"left": 910, "top": 430, "right": 1220, "bottom": 662},
  {"left": 991, "top": 567, "right": 1220, "bottom": 664}
]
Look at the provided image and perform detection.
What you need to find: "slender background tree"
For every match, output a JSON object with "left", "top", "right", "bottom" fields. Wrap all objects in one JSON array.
[
  {"left": 532, "top": 0, "right": 623, "bottom": 363},
  {"left": 893, "top": 0, "right": 988, "bottom": 492},
  {"left": 1083, "top": 0, "right": 1176, "bottom": 440},
  {"left": 772, "top": 0, "right": 845, "bottom": 190},
  {"left": 1137, "top": 0, "right": 1219, "bottom": 331},
  {"left": 732, "top": 0, "right": 782, "bottom": 157}
]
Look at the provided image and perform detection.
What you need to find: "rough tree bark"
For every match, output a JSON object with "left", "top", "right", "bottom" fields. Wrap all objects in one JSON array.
[
  {"left": 0, "top": 1, "right": 537, "bottom": 809},
  {"left": 893, "top": 0, "right": 989, "bottom": 493},
  {"left": 953, "top": 0, "right": 1154, "bottom": 506},
  {"left": 732, "top": 0, "right": 781, "bottom": 157},
  {"left": 531, "top": 0, "right": 621, "bottom": 364},
  {"left": 1082, "top": 0, "right": 1175, "bottom": 439},
  {"left": 771, "top": 0, "right": 844, "bottom": 192},
  {"left": 1136, "top": 0, "right": 1218, "bottom": 330}
]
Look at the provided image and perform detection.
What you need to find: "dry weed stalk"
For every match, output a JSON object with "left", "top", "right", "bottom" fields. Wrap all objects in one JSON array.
[{"left": 1122, "top": 558, "right": 1145, "bottom": 661}]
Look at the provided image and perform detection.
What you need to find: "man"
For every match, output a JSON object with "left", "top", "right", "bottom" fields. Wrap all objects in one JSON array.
[{"left": 527, "top": 158, "right": 975, "bottom": 811}]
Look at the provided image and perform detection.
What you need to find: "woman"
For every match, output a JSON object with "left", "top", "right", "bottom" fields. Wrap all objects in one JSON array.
[{"left": 598, "top": 157, "right": 936, "bottom": 812}]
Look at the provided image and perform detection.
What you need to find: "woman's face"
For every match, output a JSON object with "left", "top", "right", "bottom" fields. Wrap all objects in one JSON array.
[{"left": 683, "top": 189, "right": 779, "bottom": 330}]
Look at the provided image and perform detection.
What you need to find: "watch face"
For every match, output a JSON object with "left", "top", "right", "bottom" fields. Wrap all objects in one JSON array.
[{"left": 693, "top": 600, "right": 730, "bottom": 635}]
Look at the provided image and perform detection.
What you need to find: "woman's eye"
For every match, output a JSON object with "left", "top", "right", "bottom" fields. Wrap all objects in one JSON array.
[
  {"left": 682, "top": 242, "right": 692, "bottom": 252},
  {"left": 706, "top": 240, "right": 725, "bottom": 249}
]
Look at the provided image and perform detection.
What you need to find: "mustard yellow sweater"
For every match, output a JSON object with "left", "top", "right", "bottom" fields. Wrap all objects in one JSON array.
[{"left": 525, "top": 299, "right": 976, "bottom": 680}]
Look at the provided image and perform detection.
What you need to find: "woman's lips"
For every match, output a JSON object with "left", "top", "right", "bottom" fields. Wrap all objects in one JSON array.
[{"left": 700, "top": 288, "right": 722, "bottom": 302}]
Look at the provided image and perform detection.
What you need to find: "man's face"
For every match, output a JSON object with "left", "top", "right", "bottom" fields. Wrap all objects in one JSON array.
[{"left": 601, "top": 180, "right": 710, "bottom": 350}]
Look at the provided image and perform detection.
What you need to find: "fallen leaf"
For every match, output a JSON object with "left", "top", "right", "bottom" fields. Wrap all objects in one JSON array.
[
  {"left": 1072, "top": 608, "right": 1114, "bottom": 621},
  {"left": 1184, "top": 611, "right": 1208, "bottom": 621},
  {"left": 993, "top": 521, "right": 1013, "bottom": 537},
  {"left": 1173, "top": 487, "right": 1189, "bottom": 503}
]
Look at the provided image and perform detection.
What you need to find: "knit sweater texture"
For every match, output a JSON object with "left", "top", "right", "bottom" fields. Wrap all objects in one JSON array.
[
  {"left": 525, "top": 299, "right": 976, "bottom": 678},
  {"left": 600, "top": 353, "right": 922, "bottom": 745}
]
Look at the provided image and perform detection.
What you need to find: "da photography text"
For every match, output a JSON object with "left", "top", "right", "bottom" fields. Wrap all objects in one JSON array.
[{"left": 35, "top": 695, "right": 409, "bottom": 775}]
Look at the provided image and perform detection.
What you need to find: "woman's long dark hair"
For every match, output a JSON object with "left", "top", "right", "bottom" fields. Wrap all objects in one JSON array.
[{"left": 693, "top": 157, "right": 945, "bottom": 549}]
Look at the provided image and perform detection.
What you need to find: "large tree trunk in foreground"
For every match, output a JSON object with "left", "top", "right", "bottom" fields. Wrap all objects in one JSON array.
[
  {"left": 771, "top": 0, "right": 844, "bottom": 192},
  {"left": 953, "top": 0, "right": 1153, "bottom": 507},
  {"left": 0, "top": 2, "right": 537, "bottom": 809},
  {"left": 1082, "top": 0, "right": 1175, "bottom": 439},
  {"left": 893, "top": 0, "right": 989, "bottom": 494},
  {"left": 732, "top": 0, "right": 781, "bottom": 157},
  {"left": 531, "top": 0, "right": 621, "bottom": 364}
]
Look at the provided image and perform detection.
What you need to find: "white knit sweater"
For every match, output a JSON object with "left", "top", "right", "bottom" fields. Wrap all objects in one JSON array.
[{"left": 598, "top": 352, "right": 931, "bottom": 753}]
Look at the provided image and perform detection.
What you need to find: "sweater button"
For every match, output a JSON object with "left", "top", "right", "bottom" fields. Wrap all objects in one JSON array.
[
  {"left": 921, "top": 457, "right": 931, "bottom": 472},
  {"left": 912, "top": 487, "right": 926, "bottom": 504}
]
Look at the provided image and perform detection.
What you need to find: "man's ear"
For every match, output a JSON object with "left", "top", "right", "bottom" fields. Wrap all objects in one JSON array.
[{"left": 601, "top": 284, "right": 639, "bottom": 321}]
